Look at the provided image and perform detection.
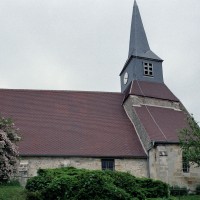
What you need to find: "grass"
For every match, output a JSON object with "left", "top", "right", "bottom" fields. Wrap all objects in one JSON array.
[
  {"left": 179, "top": 196, "right": 200, "bottom": 200},
  {"left": 0, "top": 185, "right": 26, "bottom": 200},
  {"left": 147, "top": 196, "right": 200, "bottom": 200}
]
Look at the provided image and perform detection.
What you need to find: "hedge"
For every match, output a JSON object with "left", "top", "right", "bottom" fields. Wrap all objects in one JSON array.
[
  {"left": 25, "top": 167, "right": 169, "bottom": 200},
  {"left": 170, "top": 185, "right": 188, "bottom": 196}
]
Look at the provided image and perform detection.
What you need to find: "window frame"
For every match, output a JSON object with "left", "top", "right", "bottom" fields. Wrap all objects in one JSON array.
[
  {"left": 143, "top": 62, "right": 153, "bottom": 77},
  {"left": 101, "top": 159, "right": 115, "bottom": 171},
  {"left": 182, "top": 153, "right": 190, "bottom": 173}
]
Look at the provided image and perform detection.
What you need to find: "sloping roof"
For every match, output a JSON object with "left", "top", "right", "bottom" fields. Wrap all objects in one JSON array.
[
  {"left": 0, "top": 89, "right": 146, "bottom": 158},
  {"left": 124, "top": 80, "right": 179, "bottom": 102},
  {"left": 134, "top": 105, "right": 188, "bottom": 142}
]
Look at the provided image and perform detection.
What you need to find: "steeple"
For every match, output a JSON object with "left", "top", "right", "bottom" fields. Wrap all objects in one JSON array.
[
  {"left": 128, "top": 0, "right": 162, "bottom": 61},
  {"left": 120, "top": 1, "right": 164, "bottom": 93}
]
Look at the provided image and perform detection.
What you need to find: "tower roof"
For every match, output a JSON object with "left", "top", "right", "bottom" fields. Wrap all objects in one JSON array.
[{"left": 128, "top": 1, "right": 162, "bottom": 61}]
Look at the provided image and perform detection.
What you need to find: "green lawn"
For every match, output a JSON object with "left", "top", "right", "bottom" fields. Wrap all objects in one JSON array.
[
  {"left": 177, "top": 197, "right": 200, "bottom": 200},
  {"left": 0, "top": 185, "right": 26, "bottom": 200},
  {"left": 147, "top": 196, "right": 200, "bottom": 200}
]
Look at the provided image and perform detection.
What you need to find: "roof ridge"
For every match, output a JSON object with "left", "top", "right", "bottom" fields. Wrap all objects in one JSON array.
[
  {"left": 0, "top": 88, "right": 121, "bottom": 94},
  {"left": 128, "top": 80, "right": 180, "bottom": 102}
]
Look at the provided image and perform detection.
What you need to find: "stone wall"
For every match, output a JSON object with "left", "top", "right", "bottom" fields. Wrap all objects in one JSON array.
[
  {"left": 149, "top": 144, "right": 200, "bottom": 191},
  {"left": 18, "top": 157, "right": 148, "bottom": 185}
]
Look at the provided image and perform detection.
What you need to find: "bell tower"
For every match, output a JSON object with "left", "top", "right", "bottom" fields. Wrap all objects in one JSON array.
[{"left": 120, "top": 0, "right": 164, "bottom": 93}]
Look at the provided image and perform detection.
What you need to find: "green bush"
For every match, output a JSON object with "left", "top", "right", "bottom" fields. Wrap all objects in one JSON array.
[
  {"left": 103, "top": 171, "right": 145, "bottom": 200},
  {"left": 136, "top": 178, "right": 169, "bottom": 198},
  {"left": 26, "top": 167, "right": 169, "bottom": 200},
  {"left": 170, "top": 185, "right": 188, "bottom": 196},
  {"left": 26, "top": 191, "right": 42, "bottom": 200},
  {"left": 0, "top": 179, "right": 20, "bottom": 186},
  {"left": 25, "top": 175, "right": 51, "bottom": 192},
  {"left": 196, "top": 184, "right": 200, "bottom": 195},
  {"left": 39, "top": 170, "right": 134, "bottom": 200},
  {"left": 37, "top": 166, "right": 85, "bottom": 177},
  {"left": 103, "top": 170, "right": 137, "bottom": 191},
  {"left": 74, "top": 172, "right": 133, "bottom": 200},
  {"left": 75, "top": 182, "right": 132, "bottom": 200},
  {"left": 43, "top": 175, "right": 78, "bottom": 200}
]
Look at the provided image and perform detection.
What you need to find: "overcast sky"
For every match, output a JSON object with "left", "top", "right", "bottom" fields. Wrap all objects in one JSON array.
[{"left": 0, "top": 0, "right": 199, "bottom": 122}]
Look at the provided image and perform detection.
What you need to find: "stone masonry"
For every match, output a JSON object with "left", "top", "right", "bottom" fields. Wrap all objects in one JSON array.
[{"left": 18, "top": 157, "right": 147, "bottom": 185}]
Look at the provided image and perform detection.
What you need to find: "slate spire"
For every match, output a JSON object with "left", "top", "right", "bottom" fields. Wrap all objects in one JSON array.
[
  {"left": 120, "top": 1, "right": 164, "bottom": 93},
  {"left": 128, "top": 0, "right": 162, "bottom": 61}
]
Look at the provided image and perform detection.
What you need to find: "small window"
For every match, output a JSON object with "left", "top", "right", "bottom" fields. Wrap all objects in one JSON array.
[
  {"left": 101, "top": 159, "right": 115, "bottom": 171},
  {"left": 143, "top": 62, "right": 153, "bottom": 77},
  {"left": 182, "top": 153, "right": 190, "bottom": 173},
  {"left": 159, "top": 151, "right": 168, "bottom": 156}
]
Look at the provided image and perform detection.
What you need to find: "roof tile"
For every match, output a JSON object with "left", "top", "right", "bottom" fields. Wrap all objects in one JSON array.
[
  {"left": 134, "top": 105, "right": 188, "bottom": 142},
  {"left": 126, "top": 80, "right": 179, "bottom": 102},
  {"left": 0, "top": 89, "right": 146, "bottom": 158}
]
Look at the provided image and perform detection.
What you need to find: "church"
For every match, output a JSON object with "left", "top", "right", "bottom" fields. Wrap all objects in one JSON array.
[{"left": 0, "top": 1, "right": 200, "bottom": 189}]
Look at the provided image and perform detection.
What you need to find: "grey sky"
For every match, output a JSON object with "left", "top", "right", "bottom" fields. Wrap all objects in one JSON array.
[{"left": 0, "top": 0, "right": 200, "bottom": 122}]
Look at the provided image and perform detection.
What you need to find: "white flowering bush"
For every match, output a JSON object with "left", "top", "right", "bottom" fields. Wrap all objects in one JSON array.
[{"left": 0, "top": 116, "right": 20, "bottom": 183}]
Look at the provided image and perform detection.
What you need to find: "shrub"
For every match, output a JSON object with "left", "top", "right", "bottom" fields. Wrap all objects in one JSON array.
[
  {"left": 74, "top": 172, "right": 133, "bottom": 200},
  {"left": 103, "top": 171, "right": 145, "bottom": 200},
  {"left": 43, "top": 175, "right": 78, "bottom": 200},
  {"left": 136, "top": 178, "right": 169, "bottom": 198},
  {"left": 37, "top": 166, "right": 85, "bottom": 177},
  {"left": 170, "top": 185, "right": 188, "bottom": 196},
  {"left": 196, "top": 184, "right": 200, "bottom": 195},
  {"left": 0, "top": 179, "right": 20, "bottom": 186},
  {"left": 26, "top": 167, "right": 169, "bottom": 200},
  {"left": 26, "top": 191, "right": 43, "bottom": 200},
  {"left": 25, "top": 175, "right": 52, "bottom": 192},
  {"left": 103, "top": 170, "right": 137, "bottom": 191}
]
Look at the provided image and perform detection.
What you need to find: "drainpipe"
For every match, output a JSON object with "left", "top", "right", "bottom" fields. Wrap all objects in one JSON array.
[{"left": 147, "top": 141, "right": 155, "bottom": 179}]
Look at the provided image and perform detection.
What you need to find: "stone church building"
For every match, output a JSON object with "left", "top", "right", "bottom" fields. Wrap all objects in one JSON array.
[{"left": 0, "top": 1, "right": 199, "bottom": 189}]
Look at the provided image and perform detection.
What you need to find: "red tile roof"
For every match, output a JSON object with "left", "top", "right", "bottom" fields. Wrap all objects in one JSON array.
[
  {"left": 125, "top": 80, "right": 179, "bottom": 102},
  {"left": 0, "top": 89, "right": 146, "bottom": 158},
  {"left": 134, "top": 105, "right": 188, "bottom": 142}
]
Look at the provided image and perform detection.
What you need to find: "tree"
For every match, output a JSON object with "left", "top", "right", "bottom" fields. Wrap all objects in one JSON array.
[
  {"left": 179, "top": 115, "right": 200, "bottom": 167},
  {"left": 0, "top": 116, "right": 20, "bottom": 183}
]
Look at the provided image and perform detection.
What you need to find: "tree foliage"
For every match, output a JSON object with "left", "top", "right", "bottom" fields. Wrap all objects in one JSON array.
[
  {"left": 0, "top": 116, "right": 20, "bottom": 183},
  {"left": 179, "top": 115, "right": 200, "bottom": 167}
]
